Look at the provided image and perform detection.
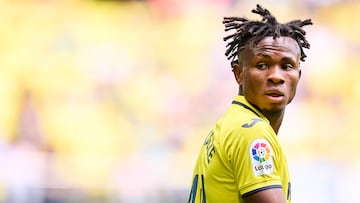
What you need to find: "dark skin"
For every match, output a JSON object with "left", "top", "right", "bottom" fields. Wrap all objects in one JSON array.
[{"left": 232, "top": 36, "right": 301, "bottom": 202}]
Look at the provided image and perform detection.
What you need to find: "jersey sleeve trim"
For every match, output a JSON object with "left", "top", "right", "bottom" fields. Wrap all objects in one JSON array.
[{"left": 241, "top": 185, "right": 283, "bottom": 198}]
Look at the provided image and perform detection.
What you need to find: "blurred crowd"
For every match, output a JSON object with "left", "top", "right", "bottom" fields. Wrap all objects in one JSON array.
[{"left": 0, "top": 0, "right": 360, "bottom": 202}]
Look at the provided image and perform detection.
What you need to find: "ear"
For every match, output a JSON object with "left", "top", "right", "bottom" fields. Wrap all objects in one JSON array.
[{"left": 232, "top": 62, "right": 243, "bottom": 86}]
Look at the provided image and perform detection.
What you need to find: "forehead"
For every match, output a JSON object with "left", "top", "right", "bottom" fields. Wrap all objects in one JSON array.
[{"left": 243, "top": 36, "right": 300, "bottom": 61}]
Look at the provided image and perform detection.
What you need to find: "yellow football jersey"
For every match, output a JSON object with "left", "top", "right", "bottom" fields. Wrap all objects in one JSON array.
[{"left": 188, "top": 95, "right": 291, "bottom": 203}]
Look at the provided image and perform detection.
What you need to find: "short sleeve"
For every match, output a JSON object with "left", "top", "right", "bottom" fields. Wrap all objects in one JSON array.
[{"left": 225, "top": 119, "right": 282, "bottom": 197}]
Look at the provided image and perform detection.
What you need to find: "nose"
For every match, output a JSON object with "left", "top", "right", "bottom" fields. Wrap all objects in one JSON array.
[{"left": 268, "top": 66, "right": 285, "bottom": 84}]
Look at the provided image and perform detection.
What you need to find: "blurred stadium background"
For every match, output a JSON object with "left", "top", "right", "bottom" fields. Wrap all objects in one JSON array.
[{"left": 0, "top": 0, "right": 360, "bottom": 202}]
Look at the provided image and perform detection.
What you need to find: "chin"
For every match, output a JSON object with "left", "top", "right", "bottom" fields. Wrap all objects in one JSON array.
[{"left": 263, "top": 104, "right": 286, "bottom": 113}]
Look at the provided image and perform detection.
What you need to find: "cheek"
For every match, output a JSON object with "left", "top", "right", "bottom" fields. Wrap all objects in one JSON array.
[
  {"left": 288, "top": 75, "right": 300, "bottom": 92},
  {"left": 242, "top": 75, "right": 265, "bottom": 97},
  {"left": 246, "top": 72, "right": 265, "bottom": 88},
  {"left": 286, "top": 74, "right": 300, "bottom": 103},
  {"left": 291, "top": 77, "right": 299, "bottom": 87},
  {"left": 292, "top": 72, "right": 301, "bottom": 85}
]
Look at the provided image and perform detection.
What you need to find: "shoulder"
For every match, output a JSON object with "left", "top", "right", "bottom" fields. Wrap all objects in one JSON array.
[
  {"left": 215, "top": 109, "right": 276, "bottom": 156},
  {"left": 219, "top": 109, "right": 270, "bottom": 139}
]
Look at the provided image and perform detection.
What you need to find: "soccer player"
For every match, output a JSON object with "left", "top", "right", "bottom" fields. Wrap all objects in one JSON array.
[{"left": 188, "top": 4, "right": 312, "bottom": 203}]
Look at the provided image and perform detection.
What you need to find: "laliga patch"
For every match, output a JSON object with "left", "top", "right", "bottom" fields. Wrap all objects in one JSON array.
[{"left": 249, "top": 138, "right": 274, "bottom": 176}]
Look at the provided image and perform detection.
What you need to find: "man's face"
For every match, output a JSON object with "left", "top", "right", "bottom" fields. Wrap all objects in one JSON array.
[{"left": 233, "top": 36, "right": 301, "bottom": 113}]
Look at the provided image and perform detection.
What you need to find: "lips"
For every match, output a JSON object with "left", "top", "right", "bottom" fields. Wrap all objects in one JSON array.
[
  {"left": 264, "top": 90, "right": 284, "bottom": 103},
  {"left": 265, "top": 90, "right": 284, "bottom": 97}
]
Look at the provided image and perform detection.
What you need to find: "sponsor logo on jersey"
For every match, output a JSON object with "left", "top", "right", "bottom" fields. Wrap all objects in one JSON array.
[
  {"left": 250, "top": 138, "right": 274, "bottom": 176},
  {"left": 242, "top": 118, "right": 262, "bottom": 128}
]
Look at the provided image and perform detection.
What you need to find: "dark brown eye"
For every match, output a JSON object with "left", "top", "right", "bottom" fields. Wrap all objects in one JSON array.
[
  {"left": 283, "top": 64, "right": 294, "bottom": 70},
  {"left": 257, "top": 63, "right": 269, "bottom": 70}
]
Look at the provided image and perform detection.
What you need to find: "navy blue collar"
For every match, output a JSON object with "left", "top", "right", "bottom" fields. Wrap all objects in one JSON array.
[{"left": 232, "top": 100, "right": 260, "bottom": 117}]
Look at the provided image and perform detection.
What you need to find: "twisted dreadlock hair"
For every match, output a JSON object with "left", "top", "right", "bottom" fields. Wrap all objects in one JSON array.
[{"left": 223, "top": 4, "right": 312, "bottom": 65}]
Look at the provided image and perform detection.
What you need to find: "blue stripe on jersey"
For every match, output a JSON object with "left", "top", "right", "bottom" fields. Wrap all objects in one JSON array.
[
  {"left": 242, "top": 185, "right": 283, "bottom": 198},
  {"left": 232, "top": 100, "right": 260, "bottom": 117}
]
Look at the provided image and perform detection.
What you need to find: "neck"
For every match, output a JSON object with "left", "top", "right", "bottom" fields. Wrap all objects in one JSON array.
[{"left": 261, "top": 110, "right": 284, "bottom": 134}]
